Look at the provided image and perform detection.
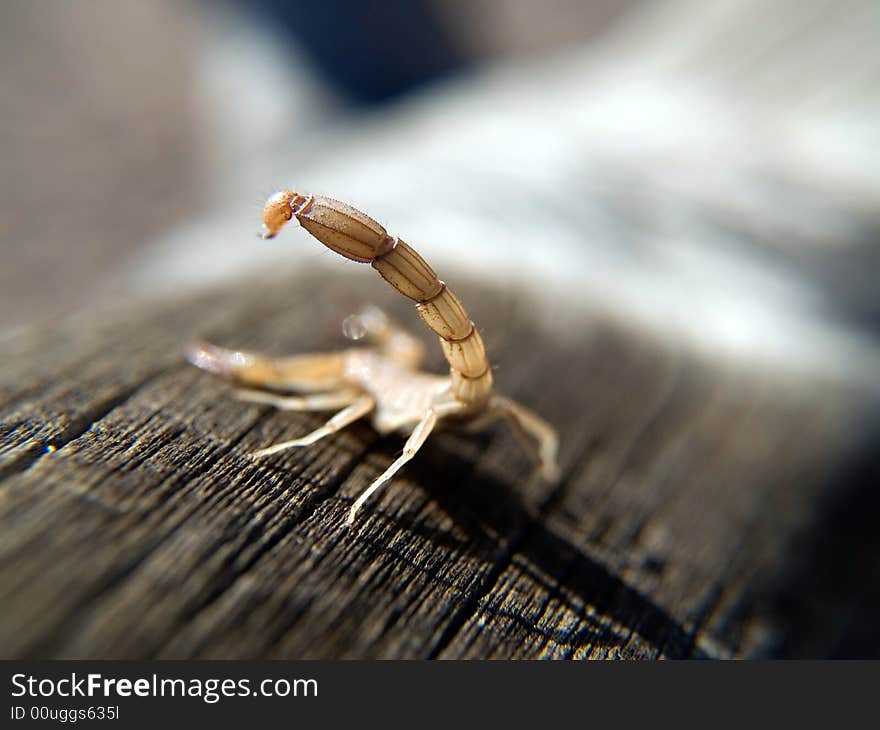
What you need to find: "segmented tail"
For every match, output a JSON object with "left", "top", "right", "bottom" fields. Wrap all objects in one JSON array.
[{"left": 262, "top": 191, "right": 493, "bottom": 407}]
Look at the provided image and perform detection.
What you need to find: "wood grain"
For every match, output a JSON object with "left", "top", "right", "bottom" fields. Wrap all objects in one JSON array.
[{"left": 0, "top": 272, "right": 876, "bottom": 659}]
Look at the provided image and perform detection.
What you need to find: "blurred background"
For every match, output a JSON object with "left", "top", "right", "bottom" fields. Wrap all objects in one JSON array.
[
  {"left": 1, "top": 0, "right": 879, "bottom": 657},
  {"left": 2, "top": 0, "right": 879, "bottom": 372}
]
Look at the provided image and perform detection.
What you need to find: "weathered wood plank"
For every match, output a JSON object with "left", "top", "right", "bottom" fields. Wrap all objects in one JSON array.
[{"left": 0, "top": 272, "right": 875, "bottom": 658}]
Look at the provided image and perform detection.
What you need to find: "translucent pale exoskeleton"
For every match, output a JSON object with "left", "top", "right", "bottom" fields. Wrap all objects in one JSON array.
[{"left": 188, "top": 192, "right": 559, "bottom": 524}]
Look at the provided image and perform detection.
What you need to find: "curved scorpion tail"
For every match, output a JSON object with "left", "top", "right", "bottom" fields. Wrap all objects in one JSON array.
[{"left": 262, "top": 191, "right": 493, "bottom": 408}]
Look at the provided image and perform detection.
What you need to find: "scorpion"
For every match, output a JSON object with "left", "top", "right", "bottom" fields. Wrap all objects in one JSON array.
[{"left": 188, "top": 191, "right": 560, "bottom": 523}]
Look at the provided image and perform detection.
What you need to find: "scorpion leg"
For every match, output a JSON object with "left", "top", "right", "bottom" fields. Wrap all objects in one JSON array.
[
  {"left": 252, "top": 395, "right": 374, "bottom": 457},
  {"left": 347, "top": 408, "right": 439, "bottom": 524},
  {"left": 235, "top": 387, "right": 360, "bottom": 411},
  {"left": 493, "top": 396, "right": 560, "bottom": 482}
]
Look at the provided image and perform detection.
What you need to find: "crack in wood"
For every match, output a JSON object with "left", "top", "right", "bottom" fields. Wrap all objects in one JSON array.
[{"left": 0, "top": 366, "right": 175, "bottom": 483}]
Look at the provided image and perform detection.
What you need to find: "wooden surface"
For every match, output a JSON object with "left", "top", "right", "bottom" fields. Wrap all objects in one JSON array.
[{"left": 1, "top": 272, "right": 878, "bottom": 659}]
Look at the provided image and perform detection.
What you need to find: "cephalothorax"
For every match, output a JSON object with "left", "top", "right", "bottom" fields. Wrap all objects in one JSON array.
[{"left": 188, "top": 191, "right": 559, "bottom": 523}]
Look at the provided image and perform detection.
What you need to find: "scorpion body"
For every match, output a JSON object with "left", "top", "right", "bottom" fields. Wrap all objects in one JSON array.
[{"left": 188, "top": 191, "right": 559, "bottom": 523}]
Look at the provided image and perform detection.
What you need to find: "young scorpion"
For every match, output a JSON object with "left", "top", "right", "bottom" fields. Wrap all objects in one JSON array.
[{"left": 188, "top": 191, "right": 560, "bottom": 523}]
